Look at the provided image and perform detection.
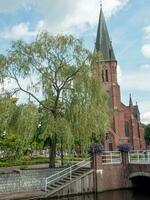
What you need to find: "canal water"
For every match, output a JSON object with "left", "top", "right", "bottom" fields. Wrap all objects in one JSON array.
[{"left": 52, "top": 189, "right": 150, "bottom": 200}]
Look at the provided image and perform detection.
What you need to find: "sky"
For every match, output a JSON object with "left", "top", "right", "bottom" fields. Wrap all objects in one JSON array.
[{"left": 0, "top": 0, "right": 150, "bottom": 124}]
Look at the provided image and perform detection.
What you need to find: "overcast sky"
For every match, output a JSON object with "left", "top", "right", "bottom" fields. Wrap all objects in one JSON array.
[{"left": 0, "top": 0, "right": 150, "bottom": 124}]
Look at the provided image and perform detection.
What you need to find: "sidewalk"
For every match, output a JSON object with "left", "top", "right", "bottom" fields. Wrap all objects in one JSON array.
[
  {"left": 0, "top": 163, "right": 50, "bottom": 173},
  {"left": 0, "top": 191, "right": 45, "bottom": 200}
]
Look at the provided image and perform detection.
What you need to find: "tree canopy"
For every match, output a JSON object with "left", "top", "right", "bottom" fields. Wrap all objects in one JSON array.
[
  {"left": 144, "top": 124, "right": 150, "bottom": 144},
  {"left": 0, "top": 32, "right": 110, "bottom": 167}
]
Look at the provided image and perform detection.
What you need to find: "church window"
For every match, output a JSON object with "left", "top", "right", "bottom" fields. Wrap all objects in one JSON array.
[
  {"left": 125, "top": 122, "right": 129, "bottom": 137},
  {"left": 105, "top": 69, "right": 109, "bottom": 82},
  {"left": 102, "top": 70, "right": 105, "bottom": 82},
  {"left": 113, "top": 67, "right": 116, "bottom": 73}
]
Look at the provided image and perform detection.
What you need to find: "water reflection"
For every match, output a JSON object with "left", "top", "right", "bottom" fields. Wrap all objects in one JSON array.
[{"left": 54, "top": 190, "right": 150, "bottom": 200}]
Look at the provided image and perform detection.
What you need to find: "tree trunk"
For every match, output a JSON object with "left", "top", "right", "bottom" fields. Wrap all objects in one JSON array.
[
  {"left": 49, "top": 135, "right": 56, "bottom": 168},
  {"left": 60, "top": 140, "right": 64, "bottom": 167}
]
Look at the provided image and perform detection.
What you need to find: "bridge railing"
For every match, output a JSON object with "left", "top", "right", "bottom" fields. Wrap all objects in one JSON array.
[
  {"left": 102, "top": 151, "right": 122, "bottom": 164},
  {"left": 129, "top": 150, "right": 150, "bottom": 164}
]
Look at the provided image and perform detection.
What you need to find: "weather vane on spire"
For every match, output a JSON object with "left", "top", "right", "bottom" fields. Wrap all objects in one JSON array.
[{"left": 100, "top": 0, "right": 103, "bottom": 8}]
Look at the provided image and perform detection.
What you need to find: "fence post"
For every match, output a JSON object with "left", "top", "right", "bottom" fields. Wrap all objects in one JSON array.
[
  {"left": 128, "top": 152, "right": 130, "bottom": 163},
  {"left": 70, "top": 166, "right": 72, "bottom": 180},
  {"left": 45, "top": 178, "right": 47, "bottom": 192},
  {"left": 110, "top": 152, "right": 112, "bottom": 164},
  {"left": 121, "top": 152, "right": 129, "bottom": 166},
  {"left": 137, "top": 151, "right": 140, "bottom": 163}
]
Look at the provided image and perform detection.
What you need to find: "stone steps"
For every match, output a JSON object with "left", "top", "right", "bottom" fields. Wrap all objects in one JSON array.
[{"left": 46, "top": 167, "right": 91, "bottom": 196}]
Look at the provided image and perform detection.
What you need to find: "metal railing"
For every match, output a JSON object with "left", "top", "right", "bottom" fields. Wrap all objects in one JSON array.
[
  {"left": 44, "top": 157, "right": 91, "bottom": 192},
  {"left": 102, "top": 151, "right": 122, "bottom": 164},
  {"left": 129, "top": 150, "right": 150, "bottom": 164}
]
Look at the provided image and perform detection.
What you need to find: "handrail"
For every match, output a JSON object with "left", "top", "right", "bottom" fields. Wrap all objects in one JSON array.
[
  {"left": 102, "top": 151, "right": 121, "bottom": 164},
  {"left": 129, "top": 150, "right": 150, "bottom": 164},
  {"left": 44, "top": 157, "right": 91, "bottom": 192}
]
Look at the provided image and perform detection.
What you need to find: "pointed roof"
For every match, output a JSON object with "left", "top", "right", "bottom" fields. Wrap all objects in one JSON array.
[
  {"left": 133, "top": 102, "right": 140, "bottom": 121},
  {"left": 95, "top": 6, "right": 116, "bottom": 61},
  {"left": 135, "top": 102, "right": 140, "bottom": 114},
  {"left": 129, "top": 94, "right": 133, "bottom": 107}
]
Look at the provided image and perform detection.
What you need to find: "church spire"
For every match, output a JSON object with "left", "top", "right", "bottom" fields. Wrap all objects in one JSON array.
[
  {"left": 129, "top": 93, "right": 133, "bottom": 107},
  {"left": 95, "top": 5, "right": 116, "bottom": 61}
]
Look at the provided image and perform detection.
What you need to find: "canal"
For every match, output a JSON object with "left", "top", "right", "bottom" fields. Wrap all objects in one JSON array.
[{"left": 52, "top": 189, "right": 150, "bottom": 200}]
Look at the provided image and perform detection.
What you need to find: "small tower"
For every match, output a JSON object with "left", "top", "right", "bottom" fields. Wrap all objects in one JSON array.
[
  {"left": 95, "top": 5, "right": 121, "bottom": 108},
  {"left": 129, "top": 93, "right": 133, "bottom": 107},
  {"left": 95, "top": 4, "right": 122, "bottom": 150},
  {"left": 95, "top": 5, "right": 118, "bottom": 85}
]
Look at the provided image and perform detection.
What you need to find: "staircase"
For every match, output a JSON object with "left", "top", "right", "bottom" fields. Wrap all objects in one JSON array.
[{"left": 44, "top": 158, "right": 92, "bottom": 197}]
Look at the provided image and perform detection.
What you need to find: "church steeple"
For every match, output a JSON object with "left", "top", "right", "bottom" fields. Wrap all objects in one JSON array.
[
  {"left": 129, "top": 93, "right": 133, "bottom": 107},
  {"left": 95, "top": 6, "right": 116, "bottom": 61}
]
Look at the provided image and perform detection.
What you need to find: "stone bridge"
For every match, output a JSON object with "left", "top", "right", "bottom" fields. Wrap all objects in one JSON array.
[{"left": 94, "top": 151, "right": 150, "bottom": 192}]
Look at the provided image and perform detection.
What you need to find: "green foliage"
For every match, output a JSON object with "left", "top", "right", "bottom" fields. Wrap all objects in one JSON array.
[
  {"left": 0, "top": 32, "right": 110, "bottom": 166},
  {"left": 145, "top": 124, "right": 150, "bottom": 143},
  {"left": 0, "top": 96, "right": 39, "bottom": 160}
]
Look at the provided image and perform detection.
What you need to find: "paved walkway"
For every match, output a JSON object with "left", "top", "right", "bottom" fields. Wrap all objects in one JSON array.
[
  {"left": 0, "top": 163, "right": 50, "bottom": 173},
  {"left": 0, "top": 191, "right": 45, "bottom": 200}
]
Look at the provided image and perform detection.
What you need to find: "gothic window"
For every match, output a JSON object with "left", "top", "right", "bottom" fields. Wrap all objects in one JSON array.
[
  {"left": 125, "top": 122, "right": 129, "bottom": 137},
  {"left": 113, "top": 67, "right": 116, "bottom": 73},
  {"left": 101, "top": 68, "right": 109, "bottom": 82},
  {"left": 105, "top": 69, "right": 109, "bottom": 82}
]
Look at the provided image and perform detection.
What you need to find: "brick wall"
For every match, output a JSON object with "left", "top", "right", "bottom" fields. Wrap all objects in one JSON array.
[
  {"left": 94, "top": 153, "right": 131, "bottom": 192},
  {"left": 128, "top": 164, "right": 150, "bottom": 175},
  {"left": 96, "top": 164, "right": 129, "bottom": 192},
  {"left": 0, "top": 168, "right": 63, "bottom": 193}
]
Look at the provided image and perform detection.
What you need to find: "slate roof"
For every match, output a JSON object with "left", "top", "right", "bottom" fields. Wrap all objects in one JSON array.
[{"left": 95, "top": 7, "right": 116, "bottom": 61}]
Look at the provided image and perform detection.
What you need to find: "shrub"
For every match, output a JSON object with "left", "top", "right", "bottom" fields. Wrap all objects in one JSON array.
[
  {"left": 88, "top": 143, "right": 104, "bottom": 155},
  {"left": 118, "top": 143, "right": 132, "bottom": 152}
]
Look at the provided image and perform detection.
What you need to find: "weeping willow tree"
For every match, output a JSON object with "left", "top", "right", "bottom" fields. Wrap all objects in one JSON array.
[
  {"left": 0, "top": 96, "right": 39, "bottom": 160},
  {"left": 0, "top": 32, "right": 110, "bottom": 167},
  {"left": 65, "top": 60, "right": 109, "bottom": 154}
]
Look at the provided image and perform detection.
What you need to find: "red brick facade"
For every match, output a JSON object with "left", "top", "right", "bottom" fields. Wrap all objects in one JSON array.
[
  {"left": 94, "top": 8, "right": 146, "bottom": 151},
  {"left": 97, "top": 59, "right": 145, "bottom": 150},
  {"left": 95, "top": 7, "right": 146, "bottom": 150}
]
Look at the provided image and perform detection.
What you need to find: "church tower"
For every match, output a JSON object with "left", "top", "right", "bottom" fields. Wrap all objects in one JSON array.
[
  {"left": 95, "top": 5, "right": 145, "bottom": 150},
  {"left": 95, "top": 6, "right": 124, "bottom": 150}
]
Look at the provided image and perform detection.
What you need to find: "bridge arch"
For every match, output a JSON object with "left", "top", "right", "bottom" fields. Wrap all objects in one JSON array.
[
  {"left": 129, "top": 172, "right": 150, "bottom": 189},
  {"left": 129, "top": 172, "right": 150, "bottom": 179}
]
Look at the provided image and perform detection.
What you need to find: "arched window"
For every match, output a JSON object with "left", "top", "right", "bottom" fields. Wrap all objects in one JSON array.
[
  {"left": 105, "top": 69, "right": 109, "bottom": 82},
  {"left": 125, "top": 122, "right": 129, "bottom": 137}
]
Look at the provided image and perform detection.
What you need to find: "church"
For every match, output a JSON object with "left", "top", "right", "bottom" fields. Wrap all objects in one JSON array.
[{"left": 95, "top": 6, "right": 146, "bottom": 150}]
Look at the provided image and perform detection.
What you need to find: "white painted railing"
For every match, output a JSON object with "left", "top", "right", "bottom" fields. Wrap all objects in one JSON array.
[
  {"left": 102, "top": 151, "right": 122, "bottom": 164},
  {"left": 129, "top": 150, "right": 150, "bottom": 164},
  {"left": 44, "top": 157, "right": 91, "bottom": 192}
]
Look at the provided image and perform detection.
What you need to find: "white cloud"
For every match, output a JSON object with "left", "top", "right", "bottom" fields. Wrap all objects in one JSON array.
[
  {"left": 140, "top": 64, "right": 150, "bottom": 70},
  {"left": 3, "top": 23, "right": 36, "bottom": 40},
  {"left": 0, "top": 0, "right": 129, "bottom": 37},
  {"left": 141, "top": 111, "right": 150, "bottom": 125},
  {"left": 117, "top": 65, "right": 122, "bottom": 84},
  {"left": 119, "top": 64, "right": 150, "bottom": 92},
  {"left": 138, "top": 101, "right": 150, "bottom": 124},
  {"left": 2, "top": 20, "right": 50, "bottom": 40},
  {"left": 36, "top": 0, "right": 129, "bottom": 34},
  {"left": 0, "top": 0, "right": 32, "bottom": 13},
  {"left": 144, "top": 25, "right": 150, "bottom": 40},
  {"left": 118, "top": 65, "right": 150, "bottom": 124},
  {"left": 141, "top": 44, "right": 150, "bottom": 59}
]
